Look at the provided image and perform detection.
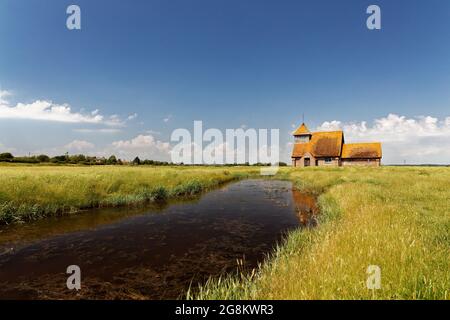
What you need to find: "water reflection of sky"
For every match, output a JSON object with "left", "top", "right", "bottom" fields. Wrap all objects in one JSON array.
[{"left": 0, "top": 179, "right": 317, "bottom": 299}]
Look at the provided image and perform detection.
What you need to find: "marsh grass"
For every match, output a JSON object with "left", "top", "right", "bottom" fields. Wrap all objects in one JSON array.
[
  {"left": 190, "top": 166, "right": 450, "bottom": 300},
  {"left": 0, "top": 165, "right": 258, "bottom": 224},
  {"left": 1, "top": 165, "right": 448, "bottom": 299}
]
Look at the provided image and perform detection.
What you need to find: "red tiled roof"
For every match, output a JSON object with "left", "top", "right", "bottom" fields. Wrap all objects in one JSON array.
[
  {"left": 292, "top": 131, "right": 343, "bottom": 158},
  {"left": 341, "top": 143, "right": 382, "bottom": 159}
]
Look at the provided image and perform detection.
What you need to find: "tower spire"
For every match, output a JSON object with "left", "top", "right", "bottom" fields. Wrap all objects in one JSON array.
[{"left": 292, "top": 122, "right": 311, "bottom": 136}]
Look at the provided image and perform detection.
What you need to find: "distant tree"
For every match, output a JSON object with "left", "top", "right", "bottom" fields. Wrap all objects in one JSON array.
[
  {"left": 0, "top": 152, "right": 14, "bottom": 161},
  {"left": 51, "top": 155, "right": 68, "bottom": 163},
  {"left": 69, "top": 154, "right": 86, "bottom": 163},
  {"left": 96, "top": 157, "right": 107, "bottom": 165},
  {"left": 132, "top": 156, "right": 141, "bottom": 165},
  {"left": 37, "top": 154, "right": 50, "bottom": 162},
  {"left": 86, "top": 156, "right": 97, "bottom": 165},
  {"left": 11, "top": 157, "right": 39, "bottom": 164},
  {"left": 107, "top": 155, "right": 117, "bottom": 165}
]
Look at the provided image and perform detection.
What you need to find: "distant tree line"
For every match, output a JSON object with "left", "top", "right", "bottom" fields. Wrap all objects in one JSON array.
[
  {"left": 131, "top": 157, "right": 171, "bottom": 166},
  {"left": 0, "top": 152, "right": 165, "bottom": 165},
  {"left": 0, "top": 152, "right": 287, "bottom": 166},
  {"left": 129, "top": 157, "right": 287, "bottom": 166},
  {"left": 0, "top": 152, "right": 123, "bottom": 165}
]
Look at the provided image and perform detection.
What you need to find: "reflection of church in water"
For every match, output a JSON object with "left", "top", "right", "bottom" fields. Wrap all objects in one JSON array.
[{"left": 291, "top": 189, "right": 318, "bottom": 228}]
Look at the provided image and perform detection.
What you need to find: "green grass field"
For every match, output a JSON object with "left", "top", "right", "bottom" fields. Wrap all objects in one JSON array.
[
  {"left": 0, "top": 164, "right": 448, "bottom": 299},
  {"left": 0, "top": 164, "right": 258, "bottom": 224}
]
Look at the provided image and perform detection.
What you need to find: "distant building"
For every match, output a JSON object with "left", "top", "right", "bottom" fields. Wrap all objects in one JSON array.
[{"left": 291, "top": 123, "right": 382, "bottom": 167}]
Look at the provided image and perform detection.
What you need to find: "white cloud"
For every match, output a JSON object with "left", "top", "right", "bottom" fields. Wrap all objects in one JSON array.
[
  {"left": 112, "top": 134, "right": 168, "bottom": 150},
  {"left": 64, "top": 140, "right": 95, "bottom": 152},
  {"left": 163, "top": 115, "right": 172, "bottom": 123},
  {"left": 316, "top": 120, "right": 342, "bottom": 131},
  {"left": 127, "top": 113, "right": 138, "bottom": 120},
  {"left": 74, "top": 128, "right": 122, "bottom": 134},
  {"left": 0, "top": 100, "right": 109, "bottom": 124},
  {"left": 0, "top": 91, "right": 125, "bottom": 126},
  {"left": 110, "top": 134, "right": 170, "bottom": 160},
  {"left": 0, "top": 90, "right": 11, "bottom": 105},
  {"left": 107, "top": 114, "right": 123, "bottom": 126},
  {"left": 316, "top": 114, "right": 450, "bottom": 164}
]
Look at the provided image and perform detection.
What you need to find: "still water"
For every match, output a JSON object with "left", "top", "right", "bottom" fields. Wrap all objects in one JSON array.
[{"left": 0, "top": 179, "right": 317, "bottom": 299}]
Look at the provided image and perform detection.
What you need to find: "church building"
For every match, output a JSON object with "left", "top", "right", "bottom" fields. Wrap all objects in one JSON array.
[{"left": 291, "top": 123, "right": 382, "bottom": 167}]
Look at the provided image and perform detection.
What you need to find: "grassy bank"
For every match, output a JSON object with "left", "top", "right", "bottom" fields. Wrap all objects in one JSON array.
[
  {"left": 0, "top": 165, "right": 258, "bottom": 224},
  {"left": 191, "top": 166, "right": 450, "bottom": 299}
]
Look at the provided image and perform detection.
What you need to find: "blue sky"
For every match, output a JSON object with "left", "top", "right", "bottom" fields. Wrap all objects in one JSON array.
[{"left": 1, "top": 0, "right": 449, "bottom": 163}]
